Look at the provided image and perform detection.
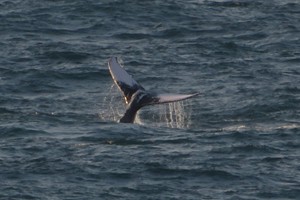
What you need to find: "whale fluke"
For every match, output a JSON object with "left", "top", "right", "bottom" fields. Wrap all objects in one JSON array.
[
  {"left": 108, "top": 57, "right": 144, "bottom": 104},
  {"left": 108, "top": 57, "right": 198, "bottom": 123}
]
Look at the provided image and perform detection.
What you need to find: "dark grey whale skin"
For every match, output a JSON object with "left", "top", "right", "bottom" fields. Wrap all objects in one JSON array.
[{"left": 119, "top": 89, "right": 161, "bottom": 123}]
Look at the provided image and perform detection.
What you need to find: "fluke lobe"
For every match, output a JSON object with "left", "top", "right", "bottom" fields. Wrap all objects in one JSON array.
[{"left": 108, "top": 57, "right": 198, "bottom": 123}]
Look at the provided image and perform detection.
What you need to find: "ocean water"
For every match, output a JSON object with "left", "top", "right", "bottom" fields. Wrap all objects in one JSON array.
[{"left": 1, "top": 0, "right": 300, "bottom": 199}]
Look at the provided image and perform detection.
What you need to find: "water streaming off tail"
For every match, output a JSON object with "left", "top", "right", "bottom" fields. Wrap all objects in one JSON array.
[
  {"left": 99, "top": 84, "right": 126, "bottom": 122},
  {"left": 100, "top": 84, "right": 191, "bottom": 128},
  {"left": 137, "top": 101, "right": 191, "bottom": 129}
]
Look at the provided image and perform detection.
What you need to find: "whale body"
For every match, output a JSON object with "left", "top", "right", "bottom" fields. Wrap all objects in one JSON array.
[{"left": 108, "top": 57, "right": 198, "bottom": 123}]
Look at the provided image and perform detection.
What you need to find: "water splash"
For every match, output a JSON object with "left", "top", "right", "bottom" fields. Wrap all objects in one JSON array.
[
  {"left": 99, "top": 84, "right": 125, "bottom": 122},
  {"left": 166, "top": 100, "right": 191, "bottom": 129},
  {"left": 143, "top": 101, "right": 191, "bottom": 129}
]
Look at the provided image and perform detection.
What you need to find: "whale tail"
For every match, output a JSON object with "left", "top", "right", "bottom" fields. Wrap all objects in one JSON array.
[{"left": 108, "top": 57, "right": 198, "bottom": 123}]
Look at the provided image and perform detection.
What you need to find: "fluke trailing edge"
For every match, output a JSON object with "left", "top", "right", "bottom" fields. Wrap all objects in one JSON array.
[{"left": 108, "top": 57, "right": 198, "bottom": 123}]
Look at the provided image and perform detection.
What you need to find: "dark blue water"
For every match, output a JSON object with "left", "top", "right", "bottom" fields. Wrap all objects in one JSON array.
[{"left": 1, "top": 0, "right": 300, "bottom": 199}]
